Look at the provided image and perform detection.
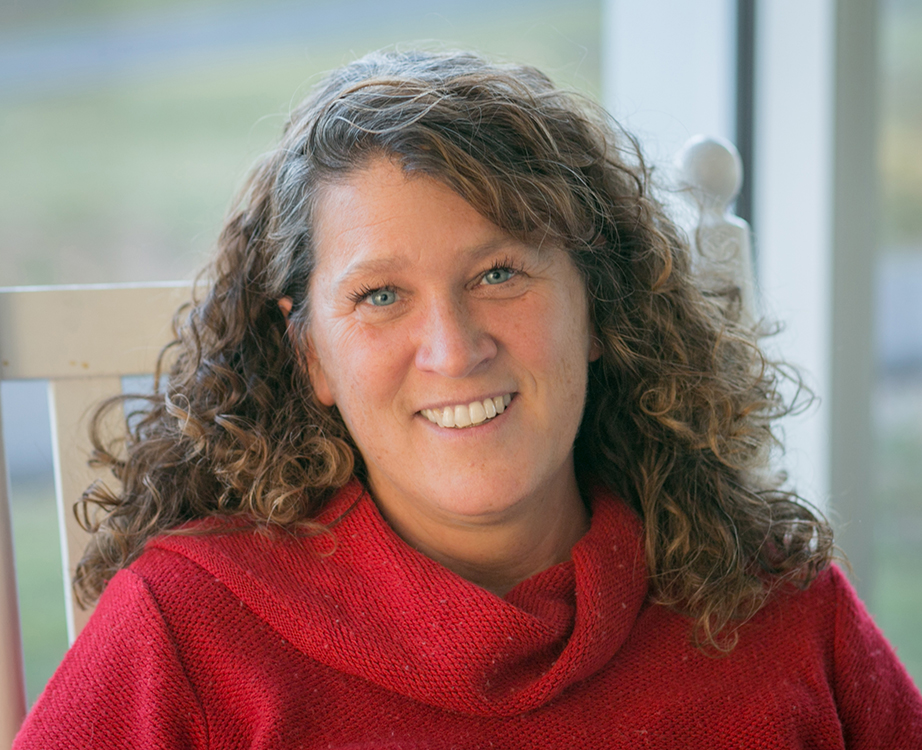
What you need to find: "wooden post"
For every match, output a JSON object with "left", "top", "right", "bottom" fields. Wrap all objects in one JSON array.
[{"left": 0, "top": 374, "right": 27, "bottom": 749}]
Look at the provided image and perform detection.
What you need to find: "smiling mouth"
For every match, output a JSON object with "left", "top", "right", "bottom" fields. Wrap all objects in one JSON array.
[{"left": 420, "top": 394, "right": 512, "bottom": 429}]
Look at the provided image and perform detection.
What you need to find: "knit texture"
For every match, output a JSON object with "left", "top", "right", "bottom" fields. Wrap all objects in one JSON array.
[{"left": 15, "top": 480, "right": 922, "bottom": 748}]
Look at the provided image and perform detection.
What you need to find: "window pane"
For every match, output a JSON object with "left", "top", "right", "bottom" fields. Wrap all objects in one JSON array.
[{"left": 873, "top": 0, "right": 922, "bottom": 686}]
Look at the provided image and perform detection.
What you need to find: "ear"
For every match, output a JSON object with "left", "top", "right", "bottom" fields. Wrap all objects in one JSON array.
[
  {"left": 279, "top": 297, "right": 336, "bottom": 407},
  {"left": 302, "top": 335, "right": 337, "bottom": 408},
  {"left": 278, "top": 296, "right": 293, "bottom": 321},
  {"left": 588, "top": 332, "right": 602, "bottom": 363}
]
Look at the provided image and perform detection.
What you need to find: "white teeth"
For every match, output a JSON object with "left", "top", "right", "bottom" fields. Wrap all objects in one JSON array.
[
  {"left": 421, "top": 394, "right": 513, "bottom": 428},
  {"left": 470, "top": 400, "right": 489, "bottom": 424},
  {"left": 454, "top": 404, "right": 472, "bottom": 427},
  {"left": 469, "top": 400, "right": 487, "bottom": 424}
]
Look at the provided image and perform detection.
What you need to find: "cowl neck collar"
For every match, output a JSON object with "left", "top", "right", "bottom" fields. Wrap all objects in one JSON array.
[{"left": 152, "top": 480, "right": 648, "bottom": 717}]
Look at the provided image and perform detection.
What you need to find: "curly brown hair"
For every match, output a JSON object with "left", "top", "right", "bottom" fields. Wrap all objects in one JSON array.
[{"left": 76, "top": 48, "right": 833, "bottom": 649}]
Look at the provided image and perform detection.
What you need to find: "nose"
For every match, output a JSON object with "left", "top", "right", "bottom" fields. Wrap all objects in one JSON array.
[{"left": 414, "top": 296, "right": 497, "bottom": 378}]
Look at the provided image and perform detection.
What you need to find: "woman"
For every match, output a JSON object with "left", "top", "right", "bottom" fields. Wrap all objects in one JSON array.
[{"left": 15, "top": 49, "right": 922, "bottom": 748}]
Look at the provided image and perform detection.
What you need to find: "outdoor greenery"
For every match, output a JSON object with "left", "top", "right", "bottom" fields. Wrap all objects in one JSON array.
[
  {"left": 0, "top": 52, "right": 314, "bottom": 285},
  {"left": 872, "top": 0, "right": 922, "bottom": 685},
  {"left": 872, "top": 378, "right": 922, "bottom": 684},
  {"left": 9, "top": 480, "right": 67, "bottom": 706},
  {"left": 0, "top": 0, "right": 601, "bottom": 287},
  {"left": 882, "top": 0, "right": 922, "bottom": 244}
]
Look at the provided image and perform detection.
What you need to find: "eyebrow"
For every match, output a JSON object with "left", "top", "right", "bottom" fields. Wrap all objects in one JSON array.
[{"left": 332, "top": 237, "right": 526, "bottom": 287}]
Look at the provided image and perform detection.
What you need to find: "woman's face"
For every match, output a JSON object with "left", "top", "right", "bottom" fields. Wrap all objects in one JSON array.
[{"left": 303, "top": 157, "right": 599, "bottom": 527}]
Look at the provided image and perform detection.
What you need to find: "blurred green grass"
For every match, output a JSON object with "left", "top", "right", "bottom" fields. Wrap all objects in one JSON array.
[
  {"left": 10, "top": 479, "right": 68, "bottom": 706},
  {"left": 882, "top": 1, "right": 922, "bottom": 245},
  {"left": 872, "top": 411, "right": 922, "bottom": 686},
  {"left": 0, "top": 51, "right": 340, "bottom": 286},
  {"left": 0, "top": 1, "right": 601, "bottom": 287},
  {"left": 876, "top": 546, "right": 922, "bottom": 686}
]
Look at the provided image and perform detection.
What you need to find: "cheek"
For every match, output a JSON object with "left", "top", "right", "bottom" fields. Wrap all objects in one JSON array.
[
  {"left": 539, "top": 302, "right": 594, "bottom": 408},
  {"left": 309, "top": 320, "right": 411, "bottom": 411},
  {"left": 523, "top": 294, "right": 593, "bottom": 370}
]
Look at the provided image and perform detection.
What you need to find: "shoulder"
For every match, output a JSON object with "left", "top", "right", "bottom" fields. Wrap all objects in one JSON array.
[
  {"left": 745, "top": 564, "right": 899, "bottom": 669},
  {"left": 135, "top": 517, "right": 332, "bottom": 605},
  {"left": 14, "top": 567, "right": 208, "bottom": 749},
  {"left": 118, "top": 481, "right": 369, "bottom": 644},
  {"left": 130, "top": 480, "right": 366, "bottom": 597},
  {"left": 813, "top": 567, "right": 922, "bottom": 744},
  {"left": 764, "top": 564, "right": 922, "bottom": 747},
  {"left": 746, "top": 564, "right": 864, "bottom": 634},
  {"left": 767, "top": 564, "right": 906, "bottom": 666}
]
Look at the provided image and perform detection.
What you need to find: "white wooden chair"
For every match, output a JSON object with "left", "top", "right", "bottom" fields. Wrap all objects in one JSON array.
[
  {"left": 0, "top": 136, "right": 754, "bottom": 747},
  {"left": 0, "top": 282, "right": 191, "bottom": 746}
]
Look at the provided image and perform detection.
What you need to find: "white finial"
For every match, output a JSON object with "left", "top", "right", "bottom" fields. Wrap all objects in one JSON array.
[
  {"left": 675, "top": 135, "right": 743, "bottom": 214},
  {"left": 674, "top": 134, "right": 757, "bottom": 326}
]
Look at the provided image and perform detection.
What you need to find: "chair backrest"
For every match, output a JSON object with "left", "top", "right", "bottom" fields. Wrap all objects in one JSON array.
[
  {"left": 0, "top": 281, "right": 191, "bottom": 746},
  {"left": 0, "top": 135, "right": 755, "bottom": 747}
]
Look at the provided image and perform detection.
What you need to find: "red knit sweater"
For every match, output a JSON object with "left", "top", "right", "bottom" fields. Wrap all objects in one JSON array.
[{"left": 15, "top": 480, "right": 922, "bottom": 748}]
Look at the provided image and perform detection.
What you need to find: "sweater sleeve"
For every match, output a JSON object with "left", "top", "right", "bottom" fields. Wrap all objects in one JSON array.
[
  {"left": 13, "top": 568, "right": 208, "bottom": 750},
  {"left": 828, "top": 566, "right": 922, "bottom": 749}
]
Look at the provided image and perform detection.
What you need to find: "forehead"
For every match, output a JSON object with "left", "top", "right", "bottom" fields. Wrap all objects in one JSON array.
[{"left": 310, "top": 158, "right": 523, "bottom": 276}]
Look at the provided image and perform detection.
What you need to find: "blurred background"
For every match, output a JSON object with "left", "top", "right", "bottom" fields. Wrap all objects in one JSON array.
[{"left": 1, "top": 0, "right": 920, "bottom": 705}]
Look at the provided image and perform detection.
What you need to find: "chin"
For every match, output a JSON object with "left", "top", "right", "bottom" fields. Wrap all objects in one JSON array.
[{"left": 414, "top": 470, "right": 565, "bottom": 523}]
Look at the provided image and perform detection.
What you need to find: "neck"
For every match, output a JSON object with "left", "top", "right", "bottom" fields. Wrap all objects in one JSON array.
[{"left": 368, "top": 471, "right": 591, "bottom": 598}]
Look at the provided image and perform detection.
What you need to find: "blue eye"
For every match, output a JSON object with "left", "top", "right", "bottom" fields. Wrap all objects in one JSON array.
[
  {"left": 369, "top": 289, "right": 397, "bottom": 306},
  {"left": 483, "top": 267, "right": 514, "bottom": 285}
]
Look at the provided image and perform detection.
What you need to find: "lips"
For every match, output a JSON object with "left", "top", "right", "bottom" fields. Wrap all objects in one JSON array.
[{"left": 420, "top": 394, "right": 512, "bottom": 429}]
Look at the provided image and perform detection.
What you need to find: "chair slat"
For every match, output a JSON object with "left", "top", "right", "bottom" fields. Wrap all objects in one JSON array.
[
  {"left": 48, "top": 377, "right": 125, "bottom": 644},
  {"left": 0, "top": 283, "right": 190, "bottom": 381}
]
